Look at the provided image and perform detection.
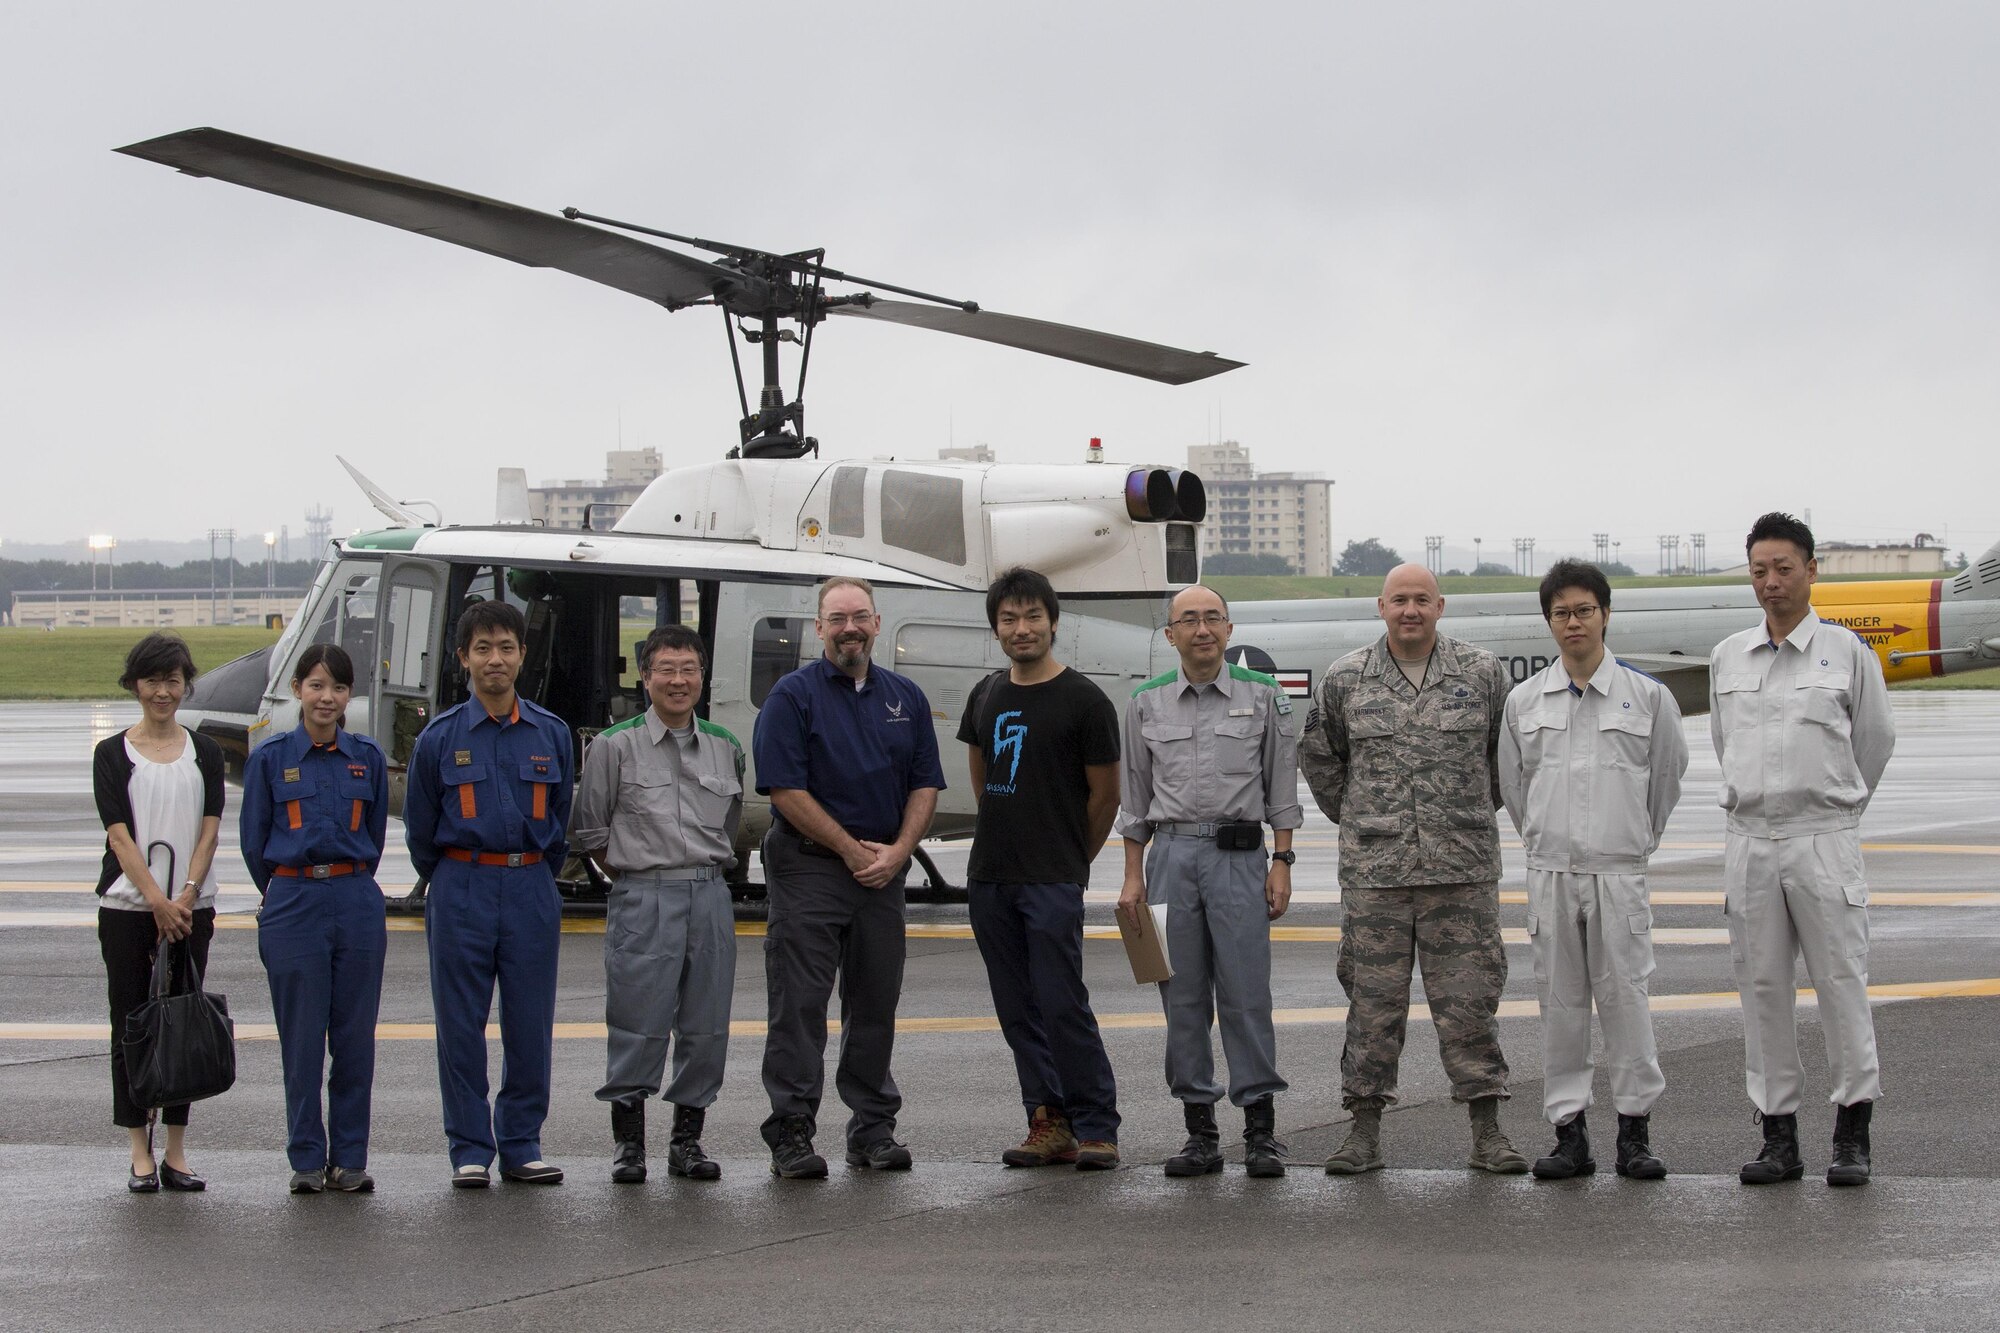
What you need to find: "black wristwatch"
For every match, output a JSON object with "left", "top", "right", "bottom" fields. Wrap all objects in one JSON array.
[{"left": 1271, "top": 849, "right": 1296, "bottom": 866}]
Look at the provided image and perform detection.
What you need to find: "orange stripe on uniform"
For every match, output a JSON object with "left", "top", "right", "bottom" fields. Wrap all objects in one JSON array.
[
  {"left": 350, "top": 798, "right": 363, "bottom": 832},
  {"left": 532, "top": 783, "right": 547, "bottom": 821},
  {"left": 286, "top": 799, "right": 302, "bottom": 831},
  {"left": 459, "top": 783, "right": 477, "bottom": 820}
]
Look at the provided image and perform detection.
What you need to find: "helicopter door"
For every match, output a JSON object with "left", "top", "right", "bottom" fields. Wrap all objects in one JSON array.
[{"left": 372, "top": 554, "right": 453, "bottom": 780}]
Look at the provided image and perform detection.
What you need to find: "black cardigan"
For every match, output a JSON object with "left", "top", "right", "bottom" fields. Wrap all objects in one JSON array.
[{"left": 92, "top": 728, "right": 227, "bottom": 896}]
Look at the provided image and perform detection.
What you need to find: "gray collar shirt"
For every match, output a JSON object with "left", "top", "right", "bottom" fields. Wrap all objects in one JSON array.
[
  {"left": 569, "top": 708, "right": 747, "bottom": 874},
  {"left": 1114, "top": 663, "right": 1303, "bottom": 844},
  {"left": 1499, "top": 653, "right": 1688, "bottom": 873},
  {"left": 1707, "top": 611, "right": 1895, "bottom": 838}
]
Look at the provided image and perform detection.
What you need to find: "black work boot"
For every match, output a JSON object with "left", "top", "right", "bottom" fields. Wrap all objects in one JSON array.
[
  {"left": 1827, "top": 1100, "right": 1873, "bottom": 1186},
  {"left": 768, "top": 1115, "right": 828, "bottom": 1180},
  {"left": 1243, "top": 1097, "right": 1287, "bottom": 1179},
  {"left": 668, "top": 1104, "right": 721, "bottom": 1180},
  {"left": 1163, "top": 1102, "right": 1224, "bottom": 1177},
  {"left": 1615, "top": 1113, "right": 1667, "bottom": 1180},
  {"left": 610, "top": 1098, "right": 646, "bottom": 1184},
  {"left": 1739, "top": 1112, "right": 1805, "bottom": 1184},
  {"left": 1532, "top": 1111, "right": 1596, "bottom": 1180}
]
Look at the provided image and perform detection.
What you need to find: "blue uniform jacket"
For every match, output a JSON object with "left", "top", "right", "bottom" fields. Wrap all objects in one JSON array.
[
  {"left": 240, "top": 726, "right": 390, "bottom": 894},
  {"left": 404, "top": 695, "right": 574, "bottom": 880}
]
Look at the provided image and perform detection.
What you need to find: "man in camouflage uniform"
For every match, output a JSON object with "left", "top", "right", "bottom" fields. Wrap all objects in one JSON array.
[{"left": 1299, "top": 563, "right": 1529, "bottom": 1174}]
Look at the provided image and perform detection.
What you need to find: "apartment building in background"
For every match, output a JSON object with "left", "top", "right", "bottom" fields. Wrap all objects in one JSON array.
[
  {"left": 530, "top": 448, "right": 663, "bottom": 529},
  {"left": 1186, "top": 441, "right": 1334, "bottom": 577}
]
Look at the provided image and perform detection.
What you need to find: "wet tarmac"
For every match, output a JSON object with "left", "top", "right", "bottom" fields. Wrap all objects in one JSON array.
[{"left": 3, "top": 696, "right": 1998, "bottom": 1331}]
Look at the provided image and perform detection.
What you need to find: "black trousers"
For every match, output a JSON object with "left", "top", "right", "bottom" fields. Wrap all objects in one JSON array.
[
  {"left": 99, "top": 905, "right": 217, "bottom": 1128},
  {"left": 758, "top": 830, "right": 907, "bottom": 1151}
]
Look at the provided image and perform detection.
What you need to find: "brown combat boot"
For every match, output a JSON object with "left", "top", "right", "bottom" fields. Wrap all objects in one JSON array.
[
  {"left": 1324, "top": 1104, "right": 1385, "bottom": 1175},
  {"left": 1468, "top": 1096, "right": 1529, "bottom": 1174}
]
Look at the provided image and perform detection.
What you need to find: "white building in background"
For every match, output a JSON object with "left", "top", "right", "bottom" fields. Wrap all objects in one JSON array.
[
  {"left": 1718, "top": 538, "right": 1949, "bottom": 578},
  {"left": 1186, "top": 441, "right": 1334, "bottom": 577},
  {"left": 531, "top": 448, "right": 663, "bottom": 529},
  {"left": 938, "top": 444, "right": 996, "bottom": 463},
  {"left": 12, "top": 588, "right": 306, "bottom": 629}
]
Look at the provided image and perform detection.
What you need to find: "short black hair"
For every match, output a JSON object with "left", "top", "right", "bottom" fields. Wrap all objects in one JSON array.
[
  {"left": 985, "top": 566, "right": 1060, "bottom": 631},
  {"left": 455, "top": 599, "right": 527, "bottom": 653},
  {"left": 639, "top": 623, "right": 707, "bottom": 675},
  {"left": 119, "top": 632, "right": 199, "bottom": 693},
  {"left": 293, "top": 643, "right": 356, "bottom": 689},
  {"left": 1746, "top": 511, "right": 1815, "bottom": 562},
  {"left": 1538, "top": 560, "right": 1612, "bottom": 620}
]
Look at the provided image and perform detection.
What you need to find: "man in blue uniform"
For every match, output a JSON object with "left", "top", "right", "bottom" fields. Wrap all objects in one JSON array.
[
  {"left": 405, "top": 600, "right": 574, "bottom": 1188},
  {"left": 753, "top": 576, "right": 945, "bottom": 1178}
]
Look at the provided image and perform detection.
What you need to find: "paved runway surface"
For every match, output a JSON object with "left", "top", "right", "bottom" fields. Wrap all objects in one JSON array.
[{"left": 4, "top": 696, "right": 1999, "bottom": 1331}]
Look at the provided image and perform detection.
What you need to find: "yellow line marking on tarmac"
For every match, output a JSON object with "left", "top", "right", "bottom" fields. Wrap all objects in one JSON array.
[{"left": 6, "top": 976, "right": 1998, "bottom": 1044}]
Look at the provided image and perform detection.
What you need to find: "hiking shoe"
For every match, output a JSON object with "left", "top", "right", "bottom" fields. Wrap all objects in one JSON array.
[{"left": 1003, "top": 1106, "right": 1079, "bottom": 1168}]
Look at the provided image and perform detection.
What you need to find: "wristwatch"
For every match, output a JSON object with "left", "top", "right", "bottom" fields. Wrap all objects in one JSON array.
[{"left": 1270, "top": 850, "right": 1296, "bottom": 866}]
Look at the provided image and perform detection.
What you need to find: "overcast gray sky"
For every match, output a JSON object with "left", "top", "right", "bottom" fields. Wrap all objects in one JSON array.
[{"left": 5, "top": 2, "right": 1997, "bottom": 570}]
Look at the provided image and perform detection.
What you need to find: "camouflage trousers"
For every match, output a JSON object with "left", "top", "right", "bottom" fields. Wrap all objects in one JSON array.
[{"left": 1336, "top": 883, "right": 1509, "bottom": 1109}]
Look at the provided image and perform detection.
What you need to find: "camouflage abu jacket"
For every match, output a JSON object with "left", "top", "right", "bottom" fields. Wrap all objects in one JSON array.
[{"left": 1298, "top": 633, "right": 1510, "bottom": 889}]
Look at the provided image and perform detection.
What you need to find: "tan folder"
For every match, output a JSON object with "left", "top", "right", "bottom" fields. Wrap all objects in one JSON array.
[{"left": 1118, "top": 902, "right": 1173, "bottom": 984}]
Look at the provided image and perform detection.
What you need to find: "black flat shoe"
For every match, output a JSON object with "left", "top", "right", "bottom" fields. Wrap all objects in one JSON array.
[
  {"left": 128, "top": 1168, "right": 160, "bottom": 1194},
  {"left": 159, "top": 1164, "right": 206, "bottom": 1192}
]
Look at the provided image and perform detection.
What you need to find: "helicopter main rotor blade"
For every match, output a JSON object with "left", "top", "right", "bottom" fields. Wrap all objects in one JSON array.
[
  {"left": 824, "top": 298, "right": 1244, "bottom": 385},
  {"left": 116, "top": 128, "right": 742, "bottom": 310}
]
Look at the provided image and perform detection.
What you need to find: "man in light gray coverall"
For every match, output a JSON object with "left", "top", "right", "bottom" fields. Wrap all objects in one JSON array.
[
  {"left": 1499, "top": 560, "right": 1686, "bottom": 1181},
  {"left": 1116, "top": 584, "right": 1301, "bottom": 1179},
  {"left": 1712, "top": 512, "right": 1894, "bottom": 1187},
  {"left": 571, "top": 624, "right": 745, "bottom": 1183}
]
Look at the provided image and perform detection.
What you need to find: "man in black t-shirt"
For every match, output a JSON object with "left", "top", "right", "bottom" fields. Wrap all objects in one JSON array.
[{"left": 957, "top": 567, "right": 1122, "bottom": 1170}]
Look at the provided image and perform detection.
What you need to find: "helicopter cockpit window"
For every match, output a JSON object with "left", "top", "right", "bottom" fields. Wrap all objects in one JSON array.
[
  {"left": 751, "top": 617, "right": 816, "bottom": 707},
  {"left": 336, "top": 573, "right": 379, "bottom": 697},
  {"left": 880, "top": 470, "right": 966, "bottom": 566},
  {"left": 829, "top": 467, "right": 866, "bottom": 538}
]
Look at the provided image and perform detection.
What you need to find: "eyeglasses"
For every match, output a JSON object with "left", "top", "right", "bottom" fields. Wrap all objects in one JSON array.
[
  {"left": 646, "top": 664, "right": 704, "bottom": 680},
  {"left": 820, "top": 612, "right": 876, "bottom": 630},
  {"left": 1169, "top": 613, "right": 1228, "bottom": 630},
  {"left": 1547, "top": 605, "right": 1601, "bottom": 624}
]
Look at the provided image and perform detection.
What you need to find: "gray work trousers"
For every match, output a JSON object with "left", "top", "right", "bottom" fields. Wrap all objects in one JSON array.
[
  {"left": 1144, "top": 833, "right": 1286, "bottom": 1107},
  {"left": 759, "top": 829, "right": 908, "bottom": 1150},
  {"left": 1526, "top": 869, "right": 1664, "bottom": 1124},
  {"left": 595, "top": 868, "right": 737, "bottom": 1109},
  {"left": 1724, "top": 829, "right": 1881, "bottom": 1113}
]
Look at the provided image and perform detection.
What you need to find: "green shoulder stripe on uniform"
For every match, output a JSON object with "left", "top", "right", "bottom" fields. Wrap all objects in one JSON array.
[
  {"left": 1227, "top": 662, "right": 1281, "bottom": 690},
  {"left": 598, "top": 714, "right": 647, "bottom": 739},
  {"left": 696, "top": 718, "right": 744, "bottom": 749},
  {"left": 1132, "top": 669, "right": 1180, "bottom": 698}
]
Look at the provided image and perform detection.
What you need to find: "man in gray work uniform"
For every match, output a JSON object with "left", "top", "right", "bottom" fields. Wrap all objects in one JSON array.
[
  {"left": 571, "top": 624, "right": 744, "bottom": 1183},
  {"left": 1713, "top": 512, "right": 1894, "bottom": 1186},
  {"left": 1499, "top": 560, "right": 1687, "bottom": 1181},
  {"left": 1299, "top": 562, "right": 1530, "bottom": 1175},
  {"left": 1117, "top": 584, "right": 1300, "bottom": 1179}
]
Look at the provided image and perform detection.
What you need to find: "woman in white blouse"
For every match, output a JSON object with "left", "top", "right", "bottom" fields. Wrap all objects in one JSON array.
[{"left": 92, "top": 632, "right": 226, "bottom": 1192}]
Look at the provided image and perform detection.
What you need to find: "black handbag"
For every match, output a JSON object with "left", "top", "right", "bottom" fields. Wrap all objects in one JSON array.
[{"left": 122, "top": 843, "right": 236, "bottom": 1109}]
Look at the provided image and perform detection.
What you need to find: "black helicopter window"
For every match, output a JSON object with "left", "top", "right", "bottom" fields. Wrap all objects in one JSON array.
[
  {"left": 829, "top": 468, "right": 866, "bottom": 538},
  {"left": 880, "top": 470, "right": 966, "bottom": 565},
  {"left": 751, "top": 617, "right": 816, "bottom": 707}
]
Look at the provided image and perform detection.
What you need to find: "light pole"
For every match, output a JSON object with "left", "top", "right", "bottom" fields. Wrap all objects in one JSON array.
[
  {"left": 88, "top": 535, "right": 116, "bottom": 591},
  {"left": 264, "top": 532, "right": 276, "bottom": 589},
  {"left": 1474, "top": 537, "right": 1483, "bottom": 572}
]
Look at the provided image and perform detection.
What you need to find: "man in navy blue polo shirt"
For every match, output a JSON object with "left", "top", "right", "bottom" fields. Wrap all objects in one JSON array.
[{"left": 753, "top": 576, "right": 946, "bottom": 1178}]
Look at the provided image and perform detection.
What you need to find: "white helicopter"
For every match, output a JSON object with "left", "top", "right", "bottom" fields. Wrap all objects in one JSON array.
[{"left": 128, "top": 129, "right": 2000, "bottom": 909}]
